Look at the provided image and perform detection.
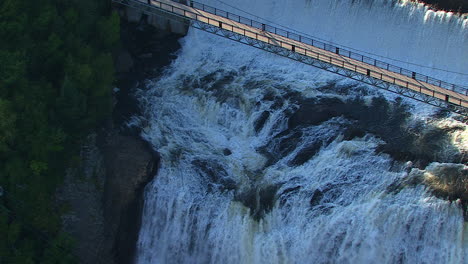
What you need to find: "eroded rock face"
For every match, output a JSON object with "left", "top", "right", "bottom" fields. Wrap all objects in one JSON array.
[
  {"left": 115, "top": 49, "right": 134, "bottom": 74},
  {"left": 421, "top": 163, "right": 467, "bottom": 203},
  {"left": 101, "top": 133, "right": 160, "bottom": 264},
  {"left": 390, "top": 162, "right": 467, "bottom": 219}
]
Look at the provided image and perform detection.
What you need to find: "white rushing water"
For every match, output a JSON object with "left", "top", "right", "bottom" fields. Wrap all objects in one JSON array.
[{"left": 134, "top": 0, "right": 467, "bottom": 263}]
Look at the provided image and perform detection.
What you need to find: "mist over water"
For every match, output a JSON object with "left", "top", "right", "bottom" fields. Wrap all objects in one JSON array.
[{"left": 134, "top": 0, "right": 467, "bottom": 263}]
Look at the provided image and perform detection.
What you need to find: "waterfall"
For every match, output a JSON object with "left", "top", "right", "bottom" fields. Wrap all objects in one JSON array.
[
  {"left": 198, "top": 0, "right": 468, "bottom": 86},
  {"left": 134, "top": 0, "right": 467, "bottom": 263}
]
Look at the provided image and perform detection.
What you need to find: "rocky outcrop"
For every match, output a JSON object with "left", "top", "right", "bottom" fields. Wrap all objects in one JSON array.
[
  {"left": 284, "top": 95, "right": 464, "bottom": 168},
  {"left": 57, "top": 132, "right": 159, "bottom": 264},
  {"left": 58, "top": 20, "right": 182, "bottom": 264},
  {"left": 389, "top": 162, "right": 468, "bottom": 220},
  {"left": 420, "top": 163, "right": 467, "bottom": 203},
  {"left": 99, "top": 20, "right": 181, "bottom": 264},
  {"left": 115, "top": 49, "right": 134, "bottom": 74},
  {"left": 101, "top": 132, "right": 160, "bottom": 264}
]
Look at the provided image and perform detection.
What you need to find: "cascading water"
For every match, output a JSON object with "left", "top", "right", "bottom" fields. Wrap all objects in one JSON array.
[{"left": 133, "top": 0, "right": 467, "bottom": 263}]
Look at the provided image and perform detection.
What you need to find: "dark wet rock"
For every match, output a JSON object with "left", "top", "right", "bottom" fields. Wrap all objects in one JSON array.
[
  {"left": 223, "top": 148, "right": 232, "bottom": 156},
  {"left": 318, "top": 81, "right": 370, "bottom": 97},
  {"left": 277, "top": 186, "right": 301, "bottom": 206},
  {"left": 283, "top": 90, "right": 303, "bottom": 103},
  {"left": 60, "top": 20, "right": 180, "bottom": 264},
  {"left": 376, "top": 144, "right": 419, "bottom": 165},
  {"left": 289, "top": 141, "right": 323, "bottom": 166},
  {"left": 310, "top": 189, "right": 324, "bottom": 206},
  {"left": 293, "top": 95, "right": 460, "bottom": 167},
  {"left": 280, "top": 186, "right": 301, "bottom": 196},
  {"left": 260, "top": 130, "right": 304, "bottom": 166},
  {"left": 115, "top": 49, "right": 134, "bottom": 73},
  {"left": 181, "top": 74, "right": 200, "bottom": 90},
  {"left": 343, "top": 127, "right": 366, "bottom": 141},
  {"left": 114, "top": 20, "right": 182, "bottom": 129},
  {"left": 254, "top": 111, "right": 270, "bottom": 133},
  {"left": 387, "top": 171, "right": 424, "bottom": 195},
  {"left": 288, "top": 97, "right": 346, "bottom": 128},
  {"left": 192, "top": 159, "right": 237, "bottom": 192},
  {"left": 102, "top": 20, "right": 179, "bottom": 264},
  {"left": 235, "top": 185, "right": 280, "bottom": 221},
  {"left": 200, "top": 70, "right": 223, "bottom": 87},
  {"left": 211, "top": 74, "right": 236, "bottom": 91},
  {"left": 137, "top": 53, "right": 153, "bottom": 59},
  {"left": 321, "top": 187, "right": 345, "bottom": 204},
  {"left": 260, "top": 90, "right": 285, "bottom": 110},
  {"left": 432, "top": 108, "right": 452, "bottom": 119},
  {"left": 262, "top": 90, "right": 277, "bottom": 102},
  {"left": 313, "top": 204, "right": 335, "bottom": 216},
  {"left": 387, "top": 163, "right": 468, "bottom": 220},
  {"left": 316, "top": 80, "right": 338, "bottom": 93},
  {"left": 423, "top": 163, "right": 467, "bottom": 203},
  {"left": 374, "top": 120, "right": 461, "bottom": 169},
  {"left": 280, "top": 186, "right": 302, "bottom": 196},
  {"left": 310, "top": 183, "right": 351, "bottom": 207},
  {"left": 418, "top": 0, "right": 468, "bottom": 13},
  {"left": 276, "top": 130, "right": 303, "bottom": 156},
  {"left": 101, "top": 133, "right": 160, "bottom": 264}
]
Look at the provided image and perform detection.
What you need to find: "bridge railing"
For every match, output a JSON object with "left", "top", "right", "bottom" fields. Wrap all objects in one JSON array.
[
  {"left": 189, "top": 0, "right": 468, "bottom": 96},
  {"left": 114, "top": 0, "right": 468, "bottom": 108}
]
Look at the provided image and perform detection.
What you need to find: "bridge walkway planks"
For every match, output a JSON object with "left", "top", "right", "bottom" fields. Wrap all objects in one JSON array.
[{"left": 126, "top": 0, "right": 468, "bottom": 109}]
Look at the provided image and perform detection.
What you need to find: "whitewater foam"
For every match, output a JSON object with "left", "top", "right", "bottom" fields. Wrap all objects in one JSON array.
[{"left": 134, "top": 0, "right": 467, "bottom": 263}]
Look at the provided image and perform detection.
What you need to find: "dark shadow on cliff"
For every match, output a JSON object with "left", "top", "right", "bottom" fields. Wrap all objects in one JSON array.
[
  {"left": 114, "top": 19, "right": 183, "bottom": 135},
  {"left": 105, "top": 19, "right": 184, "bottom": 264}
]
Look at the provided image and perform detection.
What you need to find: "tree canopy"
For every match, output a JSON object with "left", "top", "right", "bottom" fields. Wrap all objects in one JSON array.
[{"left": 0, "top": 0, "right": 119, "bottom": 262}]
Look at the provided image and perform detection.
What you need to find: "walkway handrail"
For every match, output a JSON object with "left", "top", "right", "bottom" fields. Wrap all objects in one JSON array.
[
  {"left": 186, "top": 0, "right": 468, "bottom": 96},
  {"left": 114, "top": 0, "right": 468, "bottom": 109}
]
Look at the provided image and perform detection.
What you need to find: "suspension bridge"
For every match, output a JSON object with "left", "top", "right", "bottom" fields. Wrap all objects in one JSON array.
[{"left": 113, "top": 0, "right": 468, "bottom": 116}]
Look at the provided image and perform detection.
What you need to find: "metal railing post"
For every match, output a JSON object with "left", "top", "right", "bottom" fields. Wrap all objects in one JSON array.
[{"left": 117, "top": 0, "right": 466, "bottom": 106}]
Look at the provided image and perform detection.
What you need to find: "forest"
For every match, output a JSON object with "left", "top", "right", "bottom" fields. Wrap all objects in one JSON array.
[{"left": 0, "top": 0, "right": 119, "bottom": 262}]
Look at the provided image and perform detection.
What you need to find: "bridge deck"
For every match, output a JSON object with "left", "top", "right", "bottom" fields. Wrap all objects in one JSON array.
[{"left": 127, "top": 0, "right": 468, "bottom": 109}]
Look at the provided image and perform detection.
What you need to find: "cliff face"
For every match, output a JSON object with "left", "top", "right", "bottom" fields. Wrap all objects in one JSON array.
[
  {"left": 57, "top": 133, "right": 159, "bottom": 264},
  {"left": 101, "top": 133, "right": 160, "bottom": 264},
  {"left": 58, "top": 19, "right": 183, "bottom": 264}
]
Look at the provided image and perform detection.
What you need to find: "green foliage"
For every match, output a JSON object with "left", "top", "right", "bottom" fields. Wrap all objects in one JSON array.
[
  {"left": 0, "top": 0, "right": 120, "bottom": 262},
  {"left": 0, "top": 99, "right": 16, "bottom": 154},
  {"left": 98, "top": 12, "right": 121, "bottom": 48}
]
